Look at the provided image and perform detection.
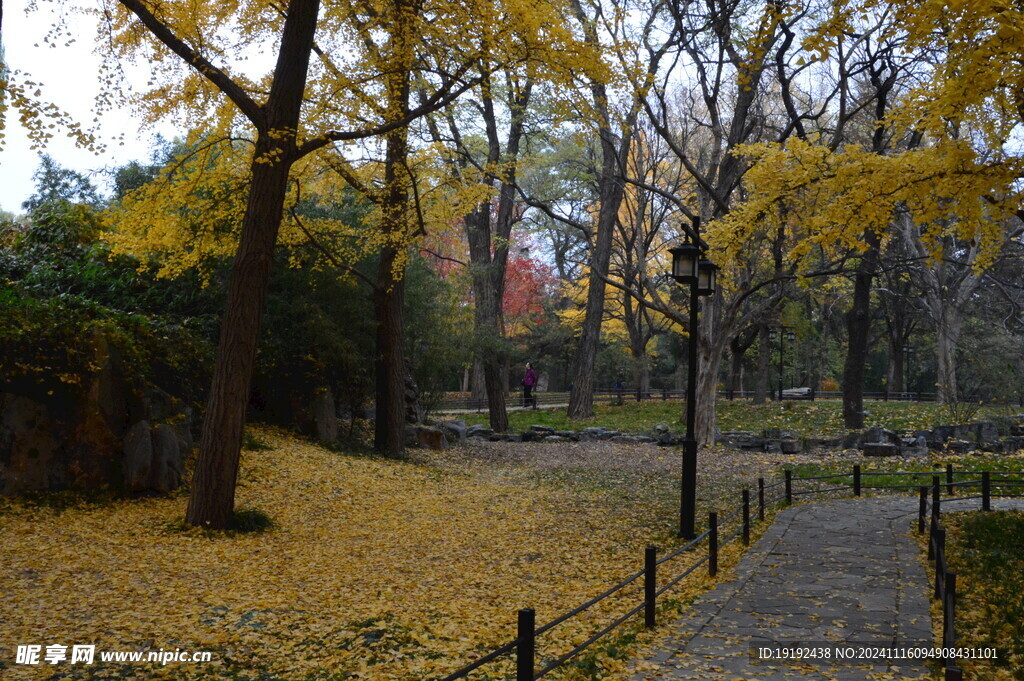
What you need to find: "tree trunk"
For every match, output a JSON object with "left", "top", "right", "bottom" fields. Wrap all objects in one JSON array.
[
  {"left": 889, "top": 342, "right": 904, "bottom": 394},
  {"left": 567, "top": 123, "right": 632, "bottom": 419},
  {"left": 374, "top": 245, "right": 408, "bottom": 456},
  {"left": 454, "top": 73, "right": 530, "bottom": 432},
  {"left": 185, "top": 0, "right": 320, "bottom": 530},
  {"left": 466, "top": 202, "right": 508, "bottom": 431},
  {"left": 186, "top": 139, "right": 293, "bottom": 529},
  {"left": 625, "top": 293, "right": 651, "bottom": 398},
  {"left": 754, "top": 324, "right": 770, "bottom": 404},
  {"left": 935, "top": 307, "right": 963, "bottom": 404},
  {"left": 372, "top": 13, "right": 414, "bottom": 456},
  {"left": 630, "top": 347, "right": 650, "bottom": 397},
  {"left": 728, "top": 341, "right": 744, "bottom": 395},
  {"left": 370, "top": 0, "right": 417, "bottom": 456},
  {"left": 842, "top": 234, "right": 880, "bottom": 429},
  {"left": 470, "top": 358, "right": 486, "bottom": 400},
  {"left": 696, "top": 295, "right": 724, "bottom": 445}
]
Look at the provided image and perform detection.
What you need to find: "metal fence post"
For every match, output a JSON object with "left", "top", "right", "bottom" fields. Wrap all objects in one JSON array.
[
  {"left": 947, "top": 463, "right": 955, "bottom": 496},
  {"left": 742, "top": 490, "right": 750, "bottom": 545},
  {"left": 709, "top": 512, "right": 718, "bottom": 577},
  {"left": 945, "top": 668, "right": 963, "bottom": 681},
  {"left": 517, "top": 608, "right": 535, "bottom": 681},
  {"left": 853, "top": 464, "right": 861, "bottom": 496},
  {"left": 644, "top": 546, "right": 657, "bottom": 629},
  {"left": 934, "top": 528, "right": 946, "bottom": 599},
  {"left": 932, "top": 476, "right": 941, "bottom": 519},
  {"left": 918, "top": 486, "right": 928, "bottom": 534},
  {"left": 785, "top": 470, "right": 792, "bottom": 505},
  {"left": 758, "top": 478, "right": 765, "bottom": 521},
  {"left": 982, "top": 471, "right": 991, "bottom": 511}
]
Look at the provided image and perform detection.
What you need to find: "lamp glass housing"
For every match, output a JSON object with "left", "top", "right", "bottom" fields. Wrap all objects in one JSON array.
[
  {"left": 696, "top": 260, "right": 718, "bottom": 296},
  {"left": 669, "top": 243, "right": 700, "bottom": 283},
  {"left": 786, "top": 330, "right": 795, "bottom": 342}
]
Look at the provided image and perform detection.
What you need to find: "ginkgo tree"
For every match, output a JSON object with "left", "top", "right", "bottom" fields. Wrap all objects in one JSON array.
[
  {"left": 86, "top": 0, "right": 582, "bottom": 528},
  {"left": 707, "top": 0, "right": 1024, "bottom": 418}
]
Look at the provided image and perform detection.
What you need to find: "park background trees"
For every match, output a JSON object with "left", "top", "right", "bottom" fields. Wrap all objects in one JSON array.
[{"left": 1, "top": 0, "right": 1023, "bottom": 523}]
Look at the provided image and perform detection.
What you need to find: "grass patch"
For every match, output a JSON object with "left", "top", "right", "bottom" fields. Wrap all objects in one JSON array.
[
  {"left": 943, "top": 510, "right": 1024, "bottom": 679},
  {"left": 783, "top": 456, "right": 1024, "bottom": 497},
  {"left": 460, "top": 399, "right": 957, "bottom": 437}
]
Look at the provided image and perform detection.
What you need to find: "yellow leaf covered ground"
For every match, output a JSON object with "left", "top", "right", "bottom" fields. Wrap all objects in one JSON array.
[{"left": 1, "top": 428, "right": 711, "bottom": 680}]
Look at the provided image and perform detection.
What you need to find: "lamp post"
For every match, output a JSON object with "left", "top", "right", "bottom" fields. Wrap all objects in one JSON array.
[
  {"left": 669, "top": 217, "right": 718, "bottom": 540},
  {"left": 785, "top": 329, "right": 795, "bottom": 395},
  {"left": 769, "top": 326, "right": 793, "bottom": 400}
]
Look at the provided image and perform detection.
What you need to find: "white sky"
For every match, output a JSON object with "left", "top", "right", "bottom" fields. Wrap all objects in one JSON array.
[{"left": 1, "top": 2, "right": 172, "bottom": 214}]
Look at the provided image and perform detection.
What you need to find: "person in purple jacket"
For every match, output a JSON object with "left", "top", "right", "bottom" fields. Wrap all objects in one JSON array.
[{"left": 522, "top": 362, "right": 538, "bottom": 409}]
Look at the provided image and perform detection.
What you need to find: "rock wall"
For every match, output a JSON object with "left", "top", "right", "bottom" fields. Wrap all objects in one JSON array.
[{"left": 0, "top": 333, "right": 194, "bottom": 496}]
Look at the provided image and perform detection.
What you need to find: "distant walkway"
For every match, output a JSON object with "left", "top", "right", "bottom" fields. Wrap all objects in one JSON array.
[
  {"left": 635, "top": 497, "right": 942, "bottom": 680},
  {"left": 434, "top": 404, "right": 568, "bottom": 415}
]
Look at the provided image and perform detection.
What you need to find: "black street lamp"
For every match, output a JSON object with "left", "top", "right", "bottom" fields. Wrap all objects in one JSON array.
[
  {"left": 786, "top": 329, "right": 795, "bottom": 394},
  {"left": 669, "top": 217, "right": 717, "bottom": 540},
  {"left": 769, "top": 326, "right": 794, "bottom": 400}
]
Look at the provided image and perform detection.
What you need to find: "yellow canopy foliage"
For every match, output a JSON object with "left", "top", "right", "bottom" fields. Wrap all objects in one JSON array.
[{"left": 712, "top": 138, "right": 1022, "bottom": 273}]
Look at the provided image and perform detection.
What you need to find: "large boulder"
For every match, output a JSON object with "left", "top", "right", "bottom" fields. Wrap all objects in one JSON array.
[
  {"left": 863, "top": 443, "right": 899, "bottom": 457},
  {"left": 1, "top": 331, "right": 190, "bottom": 497},
  {"left": 85, "top": 334, "right": 131, "bottom": 438},
  {"left": 763, "top": 428, "right": 799, "bottom": 440},
  {"left": 780, "top": 439, "right": 802, "bottom": 454},
  {"left": 415, "top": 426, "right": 448, "bottom": 450},
  {"left": 721, "top": 432, "right": 764, "bottom": 450},
  {"left": 438, "top": 420, "right": 468, "bottom": 444},
  {"left": 973, "top": 421, "right": 999, "bottom": 443},
  {"left": 520, "top": 429, "right": 545, "bottom": 443},
  {"left": 123, "top": 421, "right": 153, "bottom": 493},
  {"left": 863, "top": 427, "right": 900, "bottom": 446},
  {"left": 150, "top": 424, "right": 184, "bottom": 493},
  {"left": 122, "top": 420, "right": 186, "bottom": 494},
  {"left": 0, "top": 394, "right": 64, "bottom": 494},
  {"left": 173, "top": 408, "right": 195, "bottom": 454},
  {"left": 1003, "top": 436, "right": 1024, "bottom": 453}
]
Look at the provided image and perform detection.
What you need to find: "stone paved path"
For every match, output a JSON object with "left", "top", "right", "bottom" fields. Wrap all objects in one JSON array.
[{"left": 634, "top": 497, "right": 939, "bottom": 680}]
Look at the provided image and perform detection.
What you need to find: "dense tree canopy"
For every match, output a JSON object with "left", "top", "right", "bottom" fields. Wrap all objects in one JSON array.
[{"left": 3, "top": 0, "right": 1023, "bottom": 525}]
